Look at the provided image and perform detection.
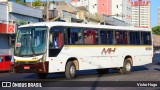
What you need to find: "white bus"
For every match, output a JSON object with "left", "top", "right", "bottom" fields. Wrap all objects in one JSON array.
[{"left": 14, "top": 22, "right": 153, "bottom": 79}]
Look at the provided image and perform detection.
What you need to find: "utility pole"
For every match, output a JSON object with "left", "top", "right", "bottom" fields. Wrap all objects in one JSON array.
[
  {"left": 46, "top": 0, "right": 49, "bottom": 21},
  {"left": 31, "top": 0, "right": 32, "bottom": 7}
]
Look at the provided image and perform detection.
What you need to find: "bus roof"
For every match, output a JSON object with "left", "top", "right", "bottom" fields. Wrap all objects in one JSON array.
[{"left": 19, "top": 22, "right": 151, "bottom": 31}]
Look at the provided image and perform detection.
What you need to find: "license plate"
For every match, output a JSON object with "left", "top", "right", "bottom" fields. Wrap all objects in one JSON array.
[{"left": 24, "top": 66, "right": 30, "bottom": 69}]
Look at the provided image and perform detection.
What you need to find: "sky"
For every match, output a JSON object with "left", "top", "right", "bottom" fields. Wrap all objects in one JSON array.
[
  {"left": 150, "top": 0, "right": 160, "bottom": 27},
  {"left": 26, "top": 0, "right": 160, "bottom": 27}
]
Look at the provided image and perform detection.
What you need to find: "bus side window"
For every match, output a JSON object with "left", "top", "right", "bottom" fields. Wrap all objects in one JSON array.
[
  {"left": 68, "top": 28, "right": 83, "bottom": 44},
  {"left": 50, "top": 26, "right": 65, "bottom": 48},
  {"left": 147, "top": 32, "right": 151, "bottom": 45},
  {"left": 123, "top": 31, "right": 128, "bottom": 44},
  {"left": 49, "top": 33, "right": 53, "bottom": 48},
  {"left": 129, "top": 32, "right": 135, "bottom": 45},
  {"left": 100, "top": 30, "right": 107, "bottom": 44},
  {"left": 84, "top": 30, "right": 91, "bottom": 44},
  {"left": 49, "top": 33, "right": 59, "bottom": 48},
  {"left": 84, "top": 29, "right": 98, "bottom": 45},
  {"left": 58, "top": 33, "right": 63, "bottom": 47},
  {"left": 100, "top": 30, "right": 113, "bottom": 45},
  {"left": 135, "top": 32, "right": 140, "bottom": 45},
  {"left": 141, "top": 32, "right": 151, "bottom": 45},
  {"left": 141, "top": 32, "right": 145, "bottom": 45},
  {"left": 54, "top": 33, "right": 63, "bottom": 48},
  {"left": 116, "top": 31, "right": 121, "bottom": 44}
]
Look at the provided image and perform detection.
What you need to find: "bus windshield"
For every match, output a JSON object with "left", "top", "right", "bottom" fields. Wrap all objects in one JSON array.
[{"left": 14, "top": 26, "right": 48, "bottom": 57}]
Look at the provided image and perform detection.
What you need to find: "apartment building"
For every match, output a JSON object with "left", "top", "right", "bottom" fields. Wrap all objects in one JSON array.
[
  {"left": 71, "top": 0, "right": 131, "bottom": 25},
  {"left": 111, "top": 0, "right": 131, "bottom": 25},
  {"left": 70, "top": 0, "right": 98, "bottom": 14},
  {"left": 131, "top": 0, "right": 151, "bottom": 28}
]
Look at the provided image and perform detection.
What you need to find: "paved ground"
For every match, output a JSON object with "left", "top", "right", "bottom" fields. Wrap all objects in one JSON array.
[{"left": 0, "top": 54, "right": 160, "bottom": 90}]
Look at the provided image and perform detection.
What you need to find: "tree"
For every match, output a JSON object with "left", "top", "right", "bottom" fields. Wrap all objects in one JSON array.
[
  {"left": 32, "top": 0, "right": 43, "bottom": 7},
  {"left": 152, "top": 26, "right": 160, "bottom": 35},
  {"left": 16, "top": 0, "right": 26, "bottom": 5}
]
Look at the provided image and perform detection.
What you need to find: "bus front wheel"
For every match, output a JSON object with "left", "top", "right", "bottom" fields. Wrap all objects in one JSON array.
[
  {"left": 65, "top": 61, "right": 76, "bottom": 79},
  {"left": 119, "top": 59, "right": 132, "bottom": 74}
]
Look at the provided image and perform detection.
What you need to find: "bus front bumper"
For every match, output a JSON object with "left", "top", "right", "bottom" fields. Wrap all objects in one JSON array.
[{"left": 14, "top": 62, "right": 49, "bottom": 73}]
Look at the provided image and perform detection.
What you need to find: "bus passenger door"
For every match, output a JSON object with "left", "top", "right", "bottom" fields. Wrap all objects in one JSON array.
[{"left": 0, "top": 56, "right": 5, "bottom": 71}]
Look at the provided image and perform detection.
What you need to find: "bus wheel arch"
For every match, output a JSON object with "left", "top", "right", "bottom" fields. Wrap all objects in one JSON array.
[
  {"left": 124, "top": 55, "right": 133, "bottom": 66},
  {"left": 66, "top": 57, "right": 79, "bottom": 70}
]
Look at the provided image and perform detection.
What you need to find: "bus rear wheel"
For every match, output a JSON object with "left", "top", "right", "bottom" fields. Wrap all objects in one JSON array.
[
  {"left": 65, "top": 61, "right": 76, "bottom": 79},
  {"left": 96, "top": 69, "right": 109, "bottom": 74},
  {"left": 119, "top": 59, "right": 132, "bottom": 74},
  {"left": 37, "top": 73, "right": 47, "bottom": 79}
]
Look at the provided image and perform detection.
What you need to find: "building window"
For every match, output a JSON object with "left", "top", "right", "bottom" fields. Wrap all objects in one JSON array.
[{"left": 117, "top": 5, "right": 118, "bottom": 8}]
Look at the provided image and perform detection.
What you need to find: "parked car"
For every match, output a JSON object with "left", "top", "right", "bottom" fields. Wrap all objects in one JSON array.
[{"left": 0, "top": 55, "right": 13, "bottom": 71}]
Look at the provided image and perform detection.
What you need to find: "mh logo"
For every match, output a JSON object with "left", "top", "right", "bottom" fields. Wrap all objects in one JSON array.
[{"left": 101, "top": 48, "right": 116, "bottom": 54}]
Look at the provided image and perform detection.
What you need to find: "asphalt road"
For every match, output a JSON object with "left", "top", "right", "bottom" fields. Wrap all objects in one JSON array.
[{"left": 0, "top": 54, "right": 160, "bottom": 90}]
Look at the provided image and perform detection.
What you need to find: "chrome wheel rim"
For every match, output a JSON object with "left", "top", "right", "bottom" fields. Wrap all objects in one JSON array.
[
  {"left": 126, "top": 63, "right": 131, "bottom": 71},
  {"left": 70, "top": 65, "right": 75, "bottom": 76}
]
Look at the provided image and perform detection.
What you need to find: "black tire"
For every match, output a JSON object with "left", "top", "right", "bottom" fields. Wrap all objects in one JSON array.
[
  {"left": 96, "top": 69, "right": 109, "bottom": 74},
  {"left": 37, "top": 73, "right": 47, "bottom": 79},
  {"left": 119, "top": 59, "right": 132, "bottom": 74},
  {"left": 65, "top": 61, "right": 76, "bottom": 79}
]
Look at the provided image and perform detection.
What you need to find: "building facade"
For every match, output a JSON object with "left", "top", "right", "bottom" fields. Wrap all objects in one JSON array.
[
  {"left": 98, "top": 0, "right": 111, "bottom": 15},
  {"left": 0, "top": 2, "right": 42, "bottom": 55},
  {"left": 70, "top": 0, "right": 111, "bottom": 15},
  {"left": 131, "top": 0, "right": 151, "bottom": 28},
  {"left": 158, "top": 7, "right": 160, "bottom": 26},
  {"left": 0, "top": 0, "right": 25, "bottom": 2},
  {"left": 49, "top": 1, "right": 82, "bottom": 23},
  {"left": 71, "top": 0, "right": 131, "bottom": 25},
  {"left": 111, "top": 0, "right": 131, "bottom": 25},
  {"left": 70, "top": 0, "right": 98, "bottom": 14}
]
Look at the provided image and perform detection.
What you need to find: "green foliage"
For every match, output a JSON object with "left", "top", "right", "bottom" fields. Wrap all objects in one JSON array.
[
  {"left": 32, "top": 0, "right": 43, "bottom": 7},
  {"left": 16, "top": 0, "right": 26, "bottom": 5},
  {"left": 16, "top": 20, "right": 27, "bottom": 26},
  {"left": 152, "top": 26, "right": 160, "bottom": 35}
]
